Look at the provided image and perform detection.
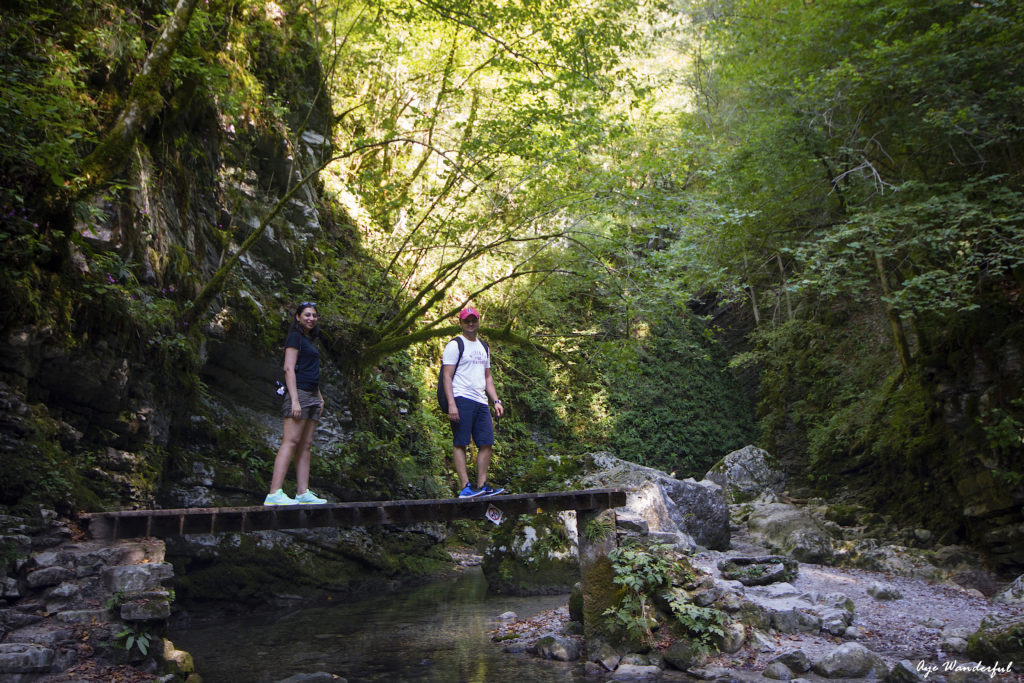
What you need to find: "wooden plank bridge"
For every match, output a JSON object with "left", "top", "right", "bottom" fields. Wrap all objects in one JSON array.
[{"left": 80, "top": 488, "right": 627, "bottom": 541}]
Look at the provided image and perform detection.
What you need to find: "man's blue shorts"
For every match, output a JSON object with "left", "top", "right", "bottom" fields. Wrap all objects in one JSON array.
[{"left": 450, "top": 396, "right": 494, "bottom": 447}]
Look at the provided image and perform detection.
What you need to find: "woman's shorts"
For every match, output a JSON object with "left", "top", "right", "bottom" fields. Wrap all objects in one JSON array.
[{"left": 282, "top": 387, "right": 324, "bottom": 422}]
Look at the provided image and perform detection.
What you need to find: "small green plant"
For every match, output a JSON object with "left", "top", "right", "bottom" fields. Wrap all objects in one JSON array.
[
  {"left": 602, "top": 539, "right": 725, "bottom": 650},
  {"left": 607, "top": 541, "right": 679, "bottom": 592},
  {"left": 115, "top": 625, "right": 152, "bottom": 656},
  {"left": 663, "top": 591, "right": 727, "bottom": 650},
  {"left": 105, "top": 590, "right": 127, "bottom": 611},
  {"left": 583, "top": 517, "right": 616, "bottom": 542},
  {"left": 604, "top": 592, "right": 658, "bottom": 644},
  {"left": 603, "top": 540, "right": 690, "bottom": 645}
]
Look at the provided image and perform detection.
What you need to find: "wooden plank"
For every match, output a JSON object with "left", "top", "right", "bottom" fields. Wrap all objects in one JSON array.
[{"left": 80, "top": 488, "right": 627, "bottom": 540}]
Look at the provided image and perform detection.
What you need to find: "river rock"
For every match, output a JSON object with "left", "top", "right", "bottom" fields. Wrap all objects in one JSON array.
[
  {"left": 662, "top": 637, "right": 707, "bottom": 670},
  {"left": 839, "top": 541, "right": 944, "bottom": 580},
  {"left": 0, "top": 609, "right": 43, "bottom": 629},
  {"left": 772, "top": 607, "right": 821, "bottom": 634},
  {"left": 588, "top": 637, "right": 623, "bottom": 671},
  {"left": 713, "top": 621, "right": 746, "bottom": 653},
  {"left": 737, "top": 582, "right": 838, "bottom": 635},
  {"left": 4, "top": 625, "right": 73, "bottom": 648},
  {"left": 161, "top": 639, "right": 195, "bottom": 676},
  {"left": 25, "top": 566, "right": 74, "bottom": 589},
  {"left": 274, "top": 674, "right": 340, "bottom": 683},
  {"left": 867, "top": 582, "right": 902, "bottom": 600},
  {"left": 704, "top": 445, "right": 786, "bottom": 503},
  {"left": 581, "top": 452, "right": 730, "bottom": 550},
  {"left": 820, "top": 606, "right": 854, "bottom": 636},
  {"left": 763, "top": 660, "right": 794, "bottom": 680},
  {"left": 718, "top": 555, "right": 797, "bottom": 586},
  {"left": 121, "top": 593, "right": 172, "bottom": 621},
  {"left": 746, "top": 503, "right": 834, "bottom": 564},
  {"left": 887, "top": 659, "right": 925, "bottom": 682},
  {"left": 812, "top": 642, "right": 888, "bottom": 679},
  {"left": 770, "top": 650, "right": 811, "bottom": 673},
  {"left": 531, "top": 635, "right": 581, "bottom": 661},
  {"left": 610, "top": 662, "right": 662, "bottom": 679},
  {"left": 993, "top": 574, "right": 1024, "bottom": 606},
  {"left": 103, "top": 562, "right": 174, "bottom": 592}
]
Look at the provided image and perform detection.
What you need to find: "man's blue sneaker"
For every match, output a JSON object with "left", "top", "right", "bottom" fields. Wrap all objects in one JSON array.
[
  {"left": 458, "top": 484, "right": 485, "bottom": 498},
  {"left": 479, "top": 483, "right": 506, "bottom": 496}
]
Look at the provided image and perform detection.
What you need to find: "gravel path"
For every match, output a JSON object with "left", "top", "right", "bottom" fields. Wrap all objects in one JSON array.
[
  {"left": 491, "top": 529, "right": 1024, "bottom": 681},
  {"left": 694, "top": 526, "right": 1024, "bottom": 680}
]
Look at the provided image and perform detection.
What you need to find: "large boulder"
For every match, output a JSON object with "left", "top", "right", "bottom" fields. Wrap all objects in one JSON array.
[
  {"left": 704, "top": 445, "right": 786, "bottom": 503},
  {"left": 746, "top": 503, "right": 835, "bottom": 564},
  {"left": 812, "top": 642, "right": 888, "bottom": 679},
  {"left": 581, "top": 453, "right": 730, "bottom": 550}
]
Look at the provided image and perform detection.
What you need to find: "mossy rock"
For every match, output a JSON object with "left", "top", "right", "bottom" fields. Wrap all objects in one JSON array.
[
  {"left": 662, "top": 636, "right": 708, "bottom": 671},
  {"left": 717, "top": 555, "right": 798, "bottom": 586},
  {"left": 966, "top": 615, "right": 1024, "bottom": 664},
  {"left": 824, "top": 504, "right": 864, "bottom": 527},
  {"left": 569, "top": 582, "right": 584, "bottom": 622}
]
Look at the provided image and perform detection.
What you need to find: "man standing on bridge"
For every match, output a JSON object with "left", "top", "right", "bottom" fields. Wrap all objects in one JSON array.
[{"left": 441, "top": 307, "right": 506, "bottom": 498}]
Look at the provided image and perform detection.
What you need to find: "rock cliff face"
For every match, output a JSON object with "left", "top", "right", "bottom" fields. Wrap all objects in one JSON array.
[{"left": 0, "top": 5, "right": 446, "bottom": 604}]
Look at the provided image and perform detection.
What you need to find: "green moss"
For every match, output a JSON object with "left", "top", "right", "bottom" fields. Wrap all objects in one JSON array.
[
  {"left": 824, "top": 504, "right": 863, "bottom": 527},
  {"left": 967, "top": 618, "right": 1024, "bottom": 664},
  {"left": 582, "top": 555, "right": 623, "bottom": 638}
]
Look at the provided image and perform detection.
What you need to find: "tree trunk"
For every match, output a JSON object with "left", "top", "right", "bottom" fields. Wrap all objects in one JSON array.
[
  {"left": 777, "top": 253, "right": 793, "bottom": 322},
  {"left": 71, "top": 0, "right": 199, "bottom": 198},
  {"left": 874, "top": 252, "right": 912, "bottom": 375}
]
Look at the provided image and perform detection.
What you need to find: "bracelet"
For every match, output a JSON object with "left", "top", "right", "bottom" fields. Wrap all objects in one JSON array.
[{"left": 494, "top": 399, "right": 502, "bottom": 404}]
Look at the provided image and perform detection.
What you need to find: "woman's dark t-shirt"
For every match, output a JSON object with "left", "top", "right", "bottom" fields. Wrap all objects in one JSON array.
[{"left": 286, "top": 330, "right": 320, "bottom": 391}]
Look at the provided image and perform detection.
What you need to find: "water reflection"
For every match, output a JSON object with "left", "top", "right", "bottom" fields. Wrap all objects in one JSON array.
[{"left": 171, "top": 567, "right": 589, "bottom": 683}]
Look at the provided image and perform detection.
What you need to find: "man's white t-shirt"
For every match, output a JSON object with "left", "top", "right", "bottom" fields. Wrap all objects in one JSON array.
[{"left": 442, "top": 335, "right": 490, "bottom": 405}]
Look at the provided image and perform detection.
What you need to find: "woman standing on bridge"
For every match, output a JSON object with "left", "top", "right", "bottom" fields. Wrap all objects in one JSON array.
[{"left": 264, "top": 302, "right": 328, "bottom": 505}]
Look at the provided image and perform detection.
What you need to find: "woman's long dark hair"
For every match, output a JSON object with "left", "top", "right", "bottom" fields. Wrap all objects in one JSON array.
[{"left": 289, "top": 302, "right": 320, "bottom": 339}]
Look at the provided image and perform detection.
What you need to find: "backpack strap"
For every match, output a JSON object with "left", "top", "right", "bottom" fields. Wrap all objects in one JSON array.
[{"left": 451, "top": 336, "right": 465, "bottom": 377}]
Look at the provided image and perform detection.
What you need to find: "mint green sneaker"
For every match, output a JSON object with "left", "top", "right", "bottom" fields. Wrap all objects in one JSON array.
[
  {"left": 294, "top": 489, "right": 327, "bottom": 504},
  {"left": 264, "top": 489, "right": 296, "bottom": 506}
]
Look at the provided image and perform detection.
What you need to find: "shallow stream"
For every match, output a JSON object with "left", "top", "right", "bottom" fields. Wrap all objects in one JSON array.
[{"left": 170, "top": 567, "right": 590, "bottom": 683}]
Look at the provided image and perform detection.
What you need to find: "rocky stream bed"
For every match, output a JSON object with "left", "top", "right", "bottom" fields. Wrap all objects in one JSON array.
[{"left": 5, "top": 447, "right": 1024, "bottom": 682}]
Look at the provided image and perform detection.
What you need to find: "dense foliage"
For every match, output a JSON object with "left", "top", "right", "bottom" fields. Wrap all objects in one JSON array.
[
  {"left": 1, "top": 0, "right": 1022, "bottom": 558},
  {"left": 670, "top": 0, "right": 1024, "bottom": 533}
]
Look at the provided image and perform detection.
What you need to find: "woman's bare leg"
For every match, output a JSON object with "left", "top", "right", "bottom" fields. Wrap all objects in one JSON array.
[
  {"left": 294, "top": 419, "right": 318, "bottom": 494},
  {"left": 270, "top": 417, "right": 307, "bottom": 492}
]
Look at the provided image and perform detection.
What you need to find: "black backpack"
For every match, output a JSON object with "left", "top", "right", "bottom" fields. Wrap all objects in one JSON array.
[{"left": 437, "top": 336, "right": 489, "bottom": 412}]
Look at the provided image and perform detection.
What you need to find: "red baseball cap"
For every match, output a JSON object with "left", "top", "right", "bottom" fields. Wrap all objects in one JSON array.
[{"left": 458, "top": 307, "right": 480, "bottom": 320}]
